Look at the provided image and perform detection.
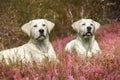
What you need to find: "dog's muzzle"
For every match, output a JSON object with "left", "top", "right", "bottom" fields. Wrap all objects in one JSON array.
[
  {"left": 36, "top": 35, "right": 46, "bottom": 40},
  {"left": 83, "top": 32, "right": 93, "bottom": 37}
]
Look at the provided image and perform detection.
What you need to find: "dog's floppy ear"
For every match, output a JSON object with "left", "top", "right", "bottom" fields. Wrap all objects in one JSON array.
[
  {"left": 72, "top": 20, "right": 81, "bottom": 33},
  {"left": 93, "top": 20, "right": 100, "bottom": 32},
  {"left": 44, "top": 19, "right": 55, "bottom": 33},
  {"left": 21, "top": 21, "right": 32, "bottom": 36}
]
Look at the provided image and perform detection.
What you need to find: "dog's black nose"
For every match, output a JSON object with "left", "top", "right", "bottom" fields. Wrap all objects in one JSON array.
[
  {"left": 87, "top": 27, "right": 91, "bottom": 31},
  {"left": 39, "top": 29, "right": 44, "bottom": 34}
]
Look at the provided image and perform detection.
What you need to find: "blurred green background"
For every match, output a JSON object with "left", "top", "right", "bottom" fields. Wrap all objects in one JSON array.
[{"left": 0, "top": 0, "right": 120, "bottom": 49}]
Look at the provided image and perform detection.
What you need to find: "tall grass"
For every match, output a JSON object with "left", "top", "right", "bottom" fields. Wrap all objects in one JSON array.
[{"left": 0, "top": 23, "right": 120, "bottom": 80}]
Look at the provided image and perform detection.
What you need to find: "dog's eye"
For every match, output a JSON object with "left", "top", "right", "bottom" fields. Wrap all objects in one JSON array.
[
  {"left": 82, "top": 23, "right": 85, "bottom": 25},
  {"left": 90, "top": 24, "right": 93, "bottom": 26},
  {"left": 42, "top": 24, "right": 46, "bottom": 27},
  {"left": 33, "top": 25, "right": 37, "bottom": 27}
]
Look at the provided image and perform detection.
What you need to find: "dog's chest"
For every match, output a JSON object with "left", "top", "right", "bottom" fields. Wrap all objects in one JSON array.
[
  {"left": 25, "top": 43, "right": 49, "bottom": 54},
  {"left": 38, "top": 45, "right": 49, "bottom": 53},
  {"left": 82, "top": 39, "right": 92, "bottom": 51}
]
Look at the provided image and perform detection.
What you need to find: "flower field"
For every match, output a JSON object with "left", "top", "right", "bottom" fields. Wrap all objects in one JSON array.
[{"left": 0, "top": 23, "right": 120, "bottom": 80}]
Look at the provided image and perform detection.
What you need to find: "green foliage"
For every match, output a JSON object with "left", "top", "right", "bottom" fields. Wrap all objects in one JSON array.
[
  {"left": 0, "top": 0, "right": 110, "bottom": 24},
  {"left": 0, "top": 0, "right": 118, "bottom": 42}
]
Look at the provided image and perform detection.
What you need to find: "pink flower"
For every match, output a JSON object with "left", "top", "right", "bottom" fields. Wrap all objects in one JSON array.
[
  {"left": 54, "top": 68, "right": 58, "bottom": 75},
  {"left": 13, "top": 74, "right": 17, "bottom": 80},
  {"left": 80, "top": 76, "right": 86, "bottom": 80},
  {"left": 68, "top": 75, "right": 74, "bottom": 80},
  {"left": 34, "top": 77, "right": 38, "bottom": 80},
  {"left": 24, "top": 77, "right": 29, "bottom": 80}
]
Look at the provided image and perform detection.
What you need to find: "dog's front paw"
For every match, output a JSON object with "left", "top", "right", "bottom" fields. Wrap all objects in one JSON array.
[{"left": 87, "top": 52, "right": 93, "bottom": 57}]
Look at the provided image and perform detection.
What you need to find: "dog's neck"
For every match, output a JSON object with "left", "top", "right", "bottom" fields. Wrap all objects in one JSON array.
[
  {"left": 77, "top": 34, "right": 95, "bottom": 50},
  {"left": 28, "top": 38, "right": 50, "bottom": 53}
]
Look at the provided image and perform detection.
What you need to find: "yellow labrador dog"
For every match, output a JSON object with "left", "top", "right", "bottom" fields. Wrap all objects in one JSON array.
[
  {"left": 0, "top": 19, "right": 58, "bottom": 64},
  {"left": 65, "top": 19, "right": 101, "bottom": 57}
]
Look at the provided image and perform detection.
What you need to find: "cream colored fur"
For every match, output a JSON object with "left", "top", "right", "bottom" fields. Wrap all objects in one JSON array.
[
  {"left": 0, "top": 19, "right": 58, "bottom": 64},
  {"left": 65, "top": 19, "right": 101, "bottom": 57}
]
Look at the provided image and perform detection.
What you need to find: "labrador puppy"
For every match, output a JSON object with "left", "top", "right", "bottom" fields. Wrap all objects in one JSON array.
[
  {"left": 65, "top": 19, "right": 101, "bottom": 57},
  {"left": 0, "top": 19, "right": 58, "bottom": 64}
]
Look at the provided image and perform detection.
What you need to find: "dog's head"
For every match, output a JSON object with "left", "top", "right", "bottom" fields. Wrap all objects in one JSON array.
[
  {"left": 72, "top": 19, "right": 100, "bottom": 38},
  {"left": 21, "top": 19, "right": 55, "bottom": 41}
]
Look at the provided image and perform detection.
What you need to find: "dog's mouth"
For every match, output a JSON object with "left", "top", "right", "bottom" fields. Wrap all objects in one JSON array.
[
  {"left": 36, "top": 35, "right": 46, "bottom": 40},
  {"left": 83, "top": 32, "right": 93, "bottom": 37}
]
